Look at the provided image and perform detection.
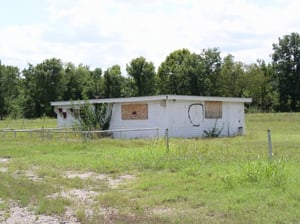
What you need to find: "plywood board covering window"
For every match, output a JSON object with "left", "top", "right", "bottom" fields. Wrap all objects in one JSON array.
[
  {"left": 205, "top": 101, "right": 222, "bottom": 119},
  {"left": 121, "top": 104, "right": 148, "bottom": 120}
]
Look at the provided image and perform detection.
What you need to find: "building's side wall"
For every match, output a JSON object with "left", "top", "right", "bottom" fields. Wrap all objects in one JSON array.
[
  {"left": 109, "top": 100, "right": 168, "bottom": 138},
  {"left": 54, "top": 106, "right": 81, "bottom": 128},
  {"left": 167, "top": 100, "right": 245, "bottom": 137},
  {"left": 167, "top": 100, "right": 205, "bottom": 138},
  {"left": 53, "top": 99, "right": 246, "bottom": 138},
  {"left": 223, "top": 102, "right": 246, "bottom": 136}
]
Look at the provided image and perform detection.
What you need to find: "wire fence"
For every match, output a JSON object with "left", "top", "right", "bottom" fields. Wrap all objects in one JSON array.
[
  {"left": 0, "top": 118, "right": 56, "bottom": 130},
  {"left": 0, "top": 127, "right": 170, "bottom": 149}
]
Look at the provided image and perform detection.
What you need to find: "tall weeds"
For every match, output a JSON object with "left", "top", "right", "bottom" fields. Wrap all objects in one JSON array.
[{"left": 222, "top": 159, "right": 288, "bottom": 190}]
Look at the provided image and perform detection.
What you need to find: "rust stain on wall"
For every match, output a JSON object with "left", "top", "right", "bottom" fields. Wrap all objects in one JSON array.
[{"left": 121, "top": 104, "right": 148, "bottom": 120}]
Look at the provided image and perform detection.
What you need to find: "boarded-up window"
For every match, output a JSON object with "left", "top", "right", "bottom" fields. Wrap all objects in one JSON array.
[
  {"left": 205, "top": 101, "right": 222, "bottom": 119},
  {"left": 121, "top": 104, "right": 148, "bottom": 120}
]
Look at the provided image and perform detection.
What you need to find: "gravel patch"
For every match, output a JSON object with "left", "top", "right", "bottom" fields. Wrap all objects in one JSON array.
[
  {"left": 0, "top": 157, "right": 10, "bottom": 163},
  {"left": 99, "top": 207, "right": 119, "bottom": 222},
  {"left": 64, "top": 171, "right": 135, "bottom": 188},
  {"left": 68, "top": 189, "right": 98, "bottom": 203},
  {"left": 108, "top": 174, "right": 135, "bottom": 188},
  {"left": 0, "top": 157, "right": 9, "bottom": 173},
  {"left": 0, "top": 167, "right": 8, "bottom": 173},
  {"left": 48, "top": 189, "right": 98, "bottom": 205},
  {"left": 24, "top": 170, "right": 44, "bottom": 182},
  {"left": 2, "top": 204, "right": 79, "bottom": 224},
  {"left": 12, "top": 168, "right": 43, "bottom": 182},
  {"left": 2, "top": 171, "right": 136, "bottom": 223},
  {"left": 64, "top": 171, "right": 107, "bottom": 180},
  {"left": 150, "top": 207, "right": 174, "bottom": 215}
]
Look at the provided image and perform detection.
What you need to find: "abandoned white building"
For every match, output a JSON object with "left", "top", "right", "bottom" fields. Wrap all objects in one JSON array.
[{"left": 50, "top": 95, "right": 252, "bottom": 138}]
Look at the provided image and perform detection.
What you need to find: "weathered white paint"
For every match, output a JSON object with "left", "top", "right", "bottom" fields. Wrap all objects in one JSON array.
[
  {"left": 109, "top": 100, "right": 168, "bottom": 138},
  {"left": 53, "top": 105, "right": 82, "bottom": 128},
  {"left": 51, "top": 95, "right": 251, "bottom": 138}
]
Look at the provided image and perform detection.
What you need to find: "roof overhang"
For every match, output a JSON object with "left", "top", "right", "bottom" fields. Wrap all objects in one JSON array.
[{"left": 51, "top": 95, "right": 252, "bottom": 107}]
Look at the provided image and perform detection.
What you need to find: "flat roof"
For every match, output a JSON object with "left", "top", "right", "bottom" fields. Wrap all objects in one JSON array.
[{"left": 51, "top": 95, "right": 252, "bottom": 107}]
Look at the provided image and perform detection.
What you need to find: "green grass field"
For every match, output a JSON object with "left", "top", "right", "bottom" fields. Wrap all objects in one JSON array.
[{"left": 0, "top": 113, "right": 299, "bottom": 223}]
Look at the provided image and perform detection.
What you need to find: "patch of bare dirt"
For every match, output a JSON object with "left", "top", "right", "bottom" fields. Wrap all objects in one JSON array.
[
  {"left": 0, "top": 157, "right": 10, "bottom": 163},
  {"left": 68, "top": 189, "right": 98, "bottom": 204},
  {"left": 64, "top": 171, "right": 135, "bottom": 189},
  {"left": 12, "top": 168, "right": 43, "bottom": 182},
  {"left": 62, "top": 171, "right": 135, "bottom": 222},
  {"left": 64, "top": 171, "right": 107, "bottom": 180},
  {"left": 24, "top": 170, "right": 44, "bottom": 182},
  {"left": 0, "top": 157, "right": 9, "bottom": 173},
  {"left": 0, "top": 167, "right": 8, "bottom": 173},
  {"left": 99, "top": 207, "right": 119, "bottom": 222},
  {"left": 48, "top": 188, "right": 98, "bottom": 205},
  {"left": 47, "top": 187, "right": 121, "bottom": 223},
  {"left": 2, "top": 203, "right": 79, "bottom": 224},
  {"left": 108, "top": 174, "right": 135, "bottom": 188},
  {"left": 0, "top": 198, "right": 4, "bottom": 219},
  {"left": 149, "top": 207, "right": 174, "bottom": 216},
  {"left": 2, "top": 171, "right": 136, "bottom": 223}
]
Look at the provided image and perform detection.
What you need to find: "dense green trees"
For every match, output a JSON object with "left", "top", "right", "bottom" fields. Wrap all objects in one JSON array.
[
  {"left": 272, "top": 32, "right": 300, "bottom": 111},
  {"left": 103, "top": 65, "right": 124, "bottom": 98},
  {"left": 126, "top": 57, "right": 156, "bottom": 96},
  {"left": 157, "top": 48, "right": 223, "bottom": 96},
  {"left": 198, "top": 48, "right": 222, "bottom": 96},
  {"left": 0, "top": 32, "right": 299, "bottom": 119},
  {"left": 158, "top": 49, "right": 195, "bottom": 94},
  {"left": 218, "top": 55, "right": 245, "bottom": 97},
  {"left": 0, "top": 62, "right": 22, "bottom": 119},
  {"left": 245, "top": 61, "right": 278, "bottom": 112},
  {"left": 23, "top": 59, "right": 66, "bottom": 117}
]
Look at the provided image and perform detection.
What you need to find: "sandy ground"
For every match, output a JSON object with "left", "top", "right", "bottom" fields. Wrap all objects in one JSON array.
[
  {"left": 0, "top": 157, "right": 135, "bottom": 224},
  {"left": 2, "top": 203, "right": 79, "bottom": 224}
]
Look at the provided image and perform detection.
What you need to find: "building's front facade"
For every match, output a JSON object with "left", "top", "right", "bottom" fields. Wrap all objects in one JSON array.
[{"left": 51, "top": 95, "right": 252, "bottom": 138}]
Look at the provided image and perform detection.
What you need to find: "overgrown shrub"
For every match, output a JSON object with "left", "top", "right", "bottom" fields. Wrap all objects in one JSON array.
[
  {"left": 78, "top": 102, "right": 112, "bottom": 138},
  {"left": 203, "top": 119, "right": 223, "bottom": 138}
]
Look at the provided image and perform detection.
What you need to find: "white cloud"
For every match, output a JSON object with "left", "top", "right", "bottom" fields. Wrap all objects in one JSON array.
[
  {"left": 0, "top": 24, "right": 46, "bottom": 67},
  {"left": 1, "top": 0, "right": 300, "bottom": 72}
]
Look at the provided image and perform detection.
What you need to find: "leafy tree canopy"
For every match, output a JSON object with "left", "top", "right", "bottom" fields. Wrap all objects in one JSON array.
[
  {"left": 126, "top": 56, "right": 157, "bottom": 96},
  {"left": 272, "top": 32, "right": 300, "bottom": 111}
]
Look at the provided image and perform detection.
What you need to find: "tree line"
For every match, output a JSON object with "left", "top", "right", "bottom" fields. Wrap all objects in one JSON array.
[{"left": 0, "top": 32, "right": 300, "bottom": 119}]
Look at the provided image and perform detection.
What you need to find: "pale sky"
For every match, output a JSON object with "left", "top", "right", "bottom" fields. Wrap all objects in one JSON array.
[{"left": 0, "top": 0, "right": 299, "bottom": 74}]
